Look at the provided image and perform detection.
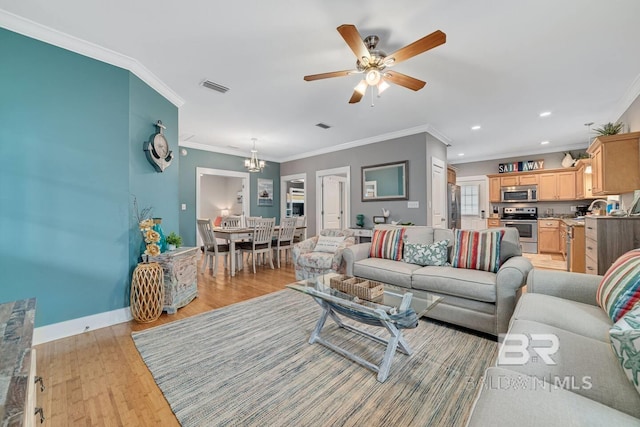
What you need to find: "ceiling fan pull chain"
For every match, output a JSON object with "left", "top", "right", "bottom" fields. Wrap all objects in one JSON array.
[{"left": 370, "top": 85, "right": 375, "bottom": 108}]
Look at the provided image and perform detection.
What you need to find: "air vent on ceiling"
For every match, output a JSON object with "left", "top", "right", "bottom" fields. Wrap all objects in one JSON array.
[
  {"left": 201, "top": 80, "right": 229, "bottom": 93},
  {"left": 315, "top": 122, "right": 331, "bottom": 129}
]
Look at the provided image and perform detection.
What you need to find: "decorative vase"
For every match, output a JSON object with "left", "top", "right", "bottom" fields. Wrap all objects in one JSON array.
[
  {"left": 167, "top": 244, "right": 176, "bottom": 251},
  {"left": 356, "top": 214, "right": 365, "bottom": 228},
  {"left": 130, "top": 261, "right": 165, "bottom": 323},
  {"left": 561, "top": 153, "right": 574, "bottom": 168},
  {"left": 153, "top": 218, "right": 167, "bottom": 252}
]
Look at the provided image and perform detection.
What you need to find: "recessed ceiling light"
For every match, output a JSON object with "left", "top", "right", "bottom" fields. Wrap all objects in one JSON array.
[
  {"left": 541, "top": 141, "right": 550, "bottom": 145},
  {"left": 539, "top": 111, "right": 552, "bottom": 117},
  {"left": 458, "top": 153, "right": 465, "bottom": 156},
  {"left": 471, "top": 125, "right": 481, "bottom": 130}
]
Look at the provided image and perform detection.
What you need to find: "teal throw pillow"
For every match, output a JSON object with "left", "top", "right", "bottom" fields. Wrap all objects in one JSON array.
[
  {"left": 609, "top": 303, "right": 640, "bottom": 395},
  {"left": 403, "top": 240, "right": 450, "bottom": 266}
]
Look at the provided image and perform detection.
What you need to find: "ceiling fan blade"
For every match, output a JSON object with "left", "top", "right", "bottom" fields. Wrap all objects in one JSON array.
[
  {"left": 337, "top": 24, "right": 371, "bottom": 63},
  {"left": 304, "top": 70, "right": 353, "bottom": 81},
  {"left": 384, "top": 30, "right": 446, "bottom": 65},
  {"left": 348, "top": 89, "right": 364, "bottom": 104},
  {"left": 384, "top": 72, "right": 426, "bottom": 91}
]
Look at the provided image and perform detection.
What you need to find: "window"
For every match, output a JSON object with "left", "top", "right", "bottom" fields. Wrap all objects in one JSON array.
[{"left": 461, "top": 184, "right": 479, "bottom": 216}]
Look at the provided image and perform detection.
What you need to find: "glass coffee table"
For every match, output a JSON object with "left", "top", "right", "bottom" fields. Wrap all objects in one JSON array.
[{"left": 287, "top": 273, "right": 442, "bottom": 382}]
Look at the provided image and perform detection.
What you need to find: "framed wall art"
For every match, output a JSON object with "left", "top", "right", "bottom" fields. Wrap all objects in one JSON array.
[{"left": 257, "top": 178, "right": 273, "bottom": 206}]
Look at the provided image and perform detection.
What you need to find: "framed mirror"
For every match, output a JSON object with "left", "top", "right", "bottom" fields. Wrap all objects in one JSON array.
[{"left": 361, "top": 161, "right": 409, "bottom": 201}]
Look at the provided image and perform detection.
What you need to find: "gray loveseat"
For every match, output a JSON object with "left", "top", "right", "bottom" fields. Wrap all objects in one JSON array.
[
  {"left": 342, "top": 225, "right": 533, "bottom": 336},
  {"left": 466, "top": 269, "right": 640, "bottom": 426}
]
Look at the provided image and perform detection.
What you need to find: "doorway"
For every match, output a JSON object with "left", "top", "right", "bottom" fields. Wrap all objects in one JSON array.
[
  {"left": 431, "top": 157, "right": 446, "bottom": 228},
  {"left": 195, "top": 167, "right": 250, "bottom": 245},
  {"left": 280, "top": 173, "right": 306, "bottom": 219},
  {"left": 316, "top": 166, "right": 350, "bottom": 233}
]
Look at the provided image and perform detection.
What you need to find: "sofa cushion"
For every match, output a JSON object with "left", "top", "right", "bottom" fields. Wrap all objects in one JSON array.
[
  {"left": 353, "top": 258, "right": 421, "bottom": 289},
  {"left": 597, "top": 249, "right": 640, "bottom": 322},
  {"left": 467, "top": 367, "right": 640, "bottom": 427},
  {"left": 609, "top": 304, "right": 640, "bottom": 396},
  {"left": 452, "top": 229, "right": 505, "bottom": 273},
  {"left": 370, "top": 228, "right": 405, "bottom": 260},
  {"left": 511, "top": 293, "right": 612, "bottom": 343},
  {"left": 499, "top": 319, "right": 640, "bottom": 418},
  {"left": 403, "top": 240, "right": 449, "bottom": 266},
  {"left": 412, "top": 266, "right": 497, "bottom": 303}
]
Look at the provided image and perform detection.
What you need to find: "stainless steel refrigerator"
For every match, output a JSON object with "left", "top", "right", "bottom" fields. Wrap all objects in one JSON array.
[{"left": 447, "top": 183, "right": 461, "bottom": 229}]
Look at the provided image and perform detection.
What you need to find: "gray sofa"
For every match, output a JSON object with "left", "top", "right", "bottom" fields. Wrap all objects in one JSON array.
[
  {"left": 342, "top": 225, "right": 533, "bottom": 336},
  {"left": 467, "top": 269, "right": 640, "bottom": 426}
]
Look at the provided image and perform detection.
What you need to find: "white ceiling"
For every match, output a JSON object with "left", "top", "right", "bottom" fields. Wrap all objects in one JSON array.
[{"left": 2, "top": 0, "right": 640, "bottom": 164}]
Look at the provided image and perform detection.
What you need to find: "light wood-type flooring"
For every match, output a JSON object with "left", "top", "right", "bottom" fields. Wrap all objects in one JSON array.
[{"left": 34, "top": 258, "right": 296, "bottom": 426}]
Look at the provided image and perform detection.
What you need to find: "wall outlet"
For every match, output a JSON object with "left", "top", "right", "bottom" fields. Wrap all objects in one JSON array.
[
  {"left": 408, "top": 201, "right": 419, "bottom": 208},
  {"left": 181, "top": 203, "right": 187, "bottom": 211},
  {"left": 570, "top": 206, "right": 577, "bottom": 212}
]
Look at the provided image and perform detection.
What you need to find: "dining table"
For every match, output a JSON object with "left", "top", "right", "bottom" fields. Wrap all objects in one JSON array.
[{"left": 213, "top": 225, "right": 306, "bottom": 276}]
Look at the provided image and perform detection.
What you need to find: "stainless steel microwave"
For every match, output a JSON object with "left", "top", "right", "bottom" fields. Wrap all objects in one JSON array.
[{"left": 501, "top": 185, "right": 537, "bottom": 203}]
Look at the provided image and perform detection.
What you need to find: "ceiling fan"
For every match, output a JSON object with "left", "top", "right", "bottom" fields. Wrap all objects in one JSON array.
[{"left": 304, "top": 24, "right": 446, "bottom": 104}]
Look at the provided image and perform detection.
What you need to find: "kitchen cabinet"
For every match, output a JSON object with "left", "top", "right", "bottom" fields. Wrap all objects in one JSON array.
[
  {"left": 575, "top": 159, "right": 595, "bottom": 199},
  {"left": 489, "top": 177, "right": 501, "bottom": 202},
  {"left": 500, "top": 174, "right": 538, "bottom": 187},
  {"left": 487, "top": 218, "right": 501, "bottom": 228},
  {"left": 538, "top": 219, "right": 561, "bottom": 253},
  {"left": 559, "top": 222, "right": 567, "bottom": 258},
  {"left": 585, "top": 217, "right": 640, "bottom": 275},
  {"left": 447, "top": 166, "right": 457, "bottom": 185},
  {"left": 587, "top": 132, "right": 640, "bottom": 195},
  {"left": 538, "top": 171, "right": 576, "bottom": 201},
  {"left": 568, "top": 223, "right": 585, "bottom": 273}
]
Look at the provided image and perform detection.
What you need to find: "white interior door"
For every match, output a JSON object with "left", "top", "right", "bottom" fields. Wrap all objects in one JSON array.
[
  {"left": 431, "top": 158, "right": 446, "bottom": 228},
  {"left": 315, "top": 166, "right": 350, "bottom": 234},
  {"left": 322, "top": 175, "right": 342, "bottom": 229}
]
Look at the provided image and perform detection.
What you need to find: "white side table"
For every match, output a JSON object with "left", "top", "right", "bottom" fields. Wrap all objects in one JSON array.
[{"left": 349, "top": 228, "right": 373, "bottom": 244}]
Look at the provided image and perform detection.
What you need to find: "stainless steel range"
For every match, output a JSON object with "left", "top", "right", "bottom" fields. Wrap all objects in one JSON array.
[{"left": 500, "top": 207, "right": 538, "bottom": 253}]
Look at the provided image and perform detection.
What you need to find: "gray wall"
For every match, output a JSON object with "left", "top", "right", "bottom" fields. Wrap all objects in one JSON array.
[
  {"left": 618, "top": 92, "right": 640, "bottom": 133},
  {"left": 281, "top": 132, "right": 447, "bottom": 235}
]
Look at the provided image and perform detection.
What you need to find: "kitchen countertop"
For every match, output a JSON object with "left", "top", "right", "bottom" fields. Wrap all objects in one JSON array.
[
  {"left": 537, "top": 217, "right": 586, "bottom": 227},
  {"left": 0, "top": 298, "right": 36, "bottom": 426}
]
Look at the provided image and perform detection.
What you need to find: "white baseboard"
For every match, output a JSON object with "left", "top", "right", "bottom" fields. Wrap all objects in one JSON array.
[{"left": 33, "top": 307, "right": 133, "bottom": 345}]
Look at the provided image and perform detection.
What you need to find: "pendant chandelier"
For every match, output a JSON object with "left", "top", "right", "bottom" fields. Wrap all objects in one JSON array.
[{"left": 244, "top": 138, "right": 265, "bottom": 172}]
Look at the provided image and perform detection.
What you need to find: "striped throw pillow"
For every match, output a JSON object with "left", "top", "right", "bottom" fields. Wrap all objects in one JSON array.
[
  {"left": 452, "top": 229, "right": 505, "bottom": 273},
  {"left": 597, "top": 249, "right": 640, "bottom": 322},
  {"left": 369, "top": 228, "right": 406, "bottom": 261}
]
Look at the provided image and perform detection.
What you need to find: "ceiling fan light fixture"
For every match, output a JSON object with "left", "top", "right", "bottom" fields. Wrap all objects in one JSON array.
[
  {"left": 377, "top": 80, "right": 390, "bottom": 95},
  {"left": 383, "top": 57, "right": 395, "bottom": 67},
  {"left": 365, "top": 69, "right": 381, "bottom": 86},
  {"left": 354, "top": 80, "right": 368, "bottom": 95}
]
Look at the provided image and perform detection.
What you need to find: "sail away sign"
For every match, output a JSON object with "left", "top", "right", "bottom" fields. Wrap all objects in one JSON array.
[{"left": 498, "top": 160, "right": 544, "bottom": 173}]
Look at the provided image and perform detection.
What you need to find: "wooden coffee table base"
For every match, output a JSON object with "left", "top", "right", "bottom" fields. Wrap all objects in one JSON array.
[{"left": 308, "top": 296, "right": 413, "bottom": 383}]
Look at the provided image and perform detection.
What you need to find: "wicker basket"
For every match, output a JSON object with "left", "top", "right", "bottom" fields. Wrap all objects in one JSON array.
[
  {"left": 330, "top": 276, "right": 384, "bottom": 301},
  {"left": 130, "top": 262, "right": 165, "bottom": 323}
]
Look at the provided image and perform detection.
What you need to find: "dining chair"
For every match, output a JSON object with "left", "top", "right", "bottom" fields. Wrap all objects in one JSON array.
[
  {"left": 196, "top": 218, "right": 230, "bottom": 275},
  {"left": 293, "top": 215, "right": 307, "bottom": 243},
  {"left": 221, "top": 215, "right": 242, "bottom": 228},
  {"left": 273, "top": 217, "right": 298, "bottom": 268},
  {"left": 238, "top": 217, "right": 276, "bottom": 274},
  {"left": 245, "top": 216, "right": 262, "bottom": 228}
]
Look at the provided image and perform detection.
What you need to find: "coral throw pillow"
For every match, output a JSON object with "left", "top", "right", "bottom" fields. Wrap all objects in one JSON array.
[
  {"left": 452, "top": 229, "right": 504, "bottom": 273},
  {"left": 370, "top": 228, "right": 406, "bottom": 261},
  {"left": 597, "top": 249, "right": 640, "bottom": 322},
  {"left": 214, "top": 216, "right": 222, "bottom": 227}
]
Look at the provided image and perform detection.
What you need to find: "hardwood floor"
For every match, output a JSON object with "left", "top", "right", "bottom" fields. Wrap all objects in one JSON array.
[{"left": 35, "top": 259, "right": 297, "bottom": 426}]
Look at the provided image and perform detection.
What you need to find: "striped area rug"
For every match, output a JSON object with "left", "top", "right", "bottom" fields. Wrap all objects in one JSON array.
[{"left": 132, "top": 290, "right": 497, "bottom": 426}]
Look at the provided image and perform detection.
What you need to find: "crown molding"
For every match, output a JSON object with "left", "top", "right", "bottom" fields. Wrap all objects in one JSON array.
[
  {"left": 448, "top": 142, "right": 589, "bottom": 165},
  {"left": 0, "top": 9, "right": 184, "bottom": 108},
  {"left": 614, "top": 72, "right": 640, "bottom": 123},
  {"left": 179, "top": 140, "right": 279, "bottom": 162},
  {"left": 278, "top": 123, "right": 451, "bottom": 163}
]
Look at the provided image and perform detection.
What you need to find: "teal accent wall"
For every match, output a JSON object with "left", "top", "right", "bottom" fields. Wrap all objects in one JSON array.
[
  {"left": 178, "top": 148, "right": 280, "bottom": 247},
  {"left": 0, "top": 28, "right": 178, "bottom": 327},
  {"left": 128, "top": 74, "right": 179, "bottom": 268}
]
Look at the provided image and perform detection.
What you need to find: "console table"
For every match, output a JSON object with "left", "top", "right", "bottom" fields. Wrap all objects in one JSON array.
[
  {"left": 148, "top": 247, "right": 198, "bottom": 314},
  {"left": 349, "top": 228, "right": 373, "bottom": 244},
  {"left": 0, "top": 298, "right": 44, "bottom": 425}
]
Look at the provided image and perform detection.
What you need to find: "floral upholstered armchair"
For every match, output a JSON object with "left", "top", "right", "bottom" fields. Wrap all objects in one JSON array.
[{"left": 292, "top": 229, "right": 356, "bottom": 280}]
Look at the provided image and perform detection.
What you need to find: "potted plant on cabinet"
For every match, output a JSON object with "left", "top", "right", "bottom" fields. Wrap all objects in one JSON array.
[{"left": 166, "top": 232, "right": 182, "bottom": 251}]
